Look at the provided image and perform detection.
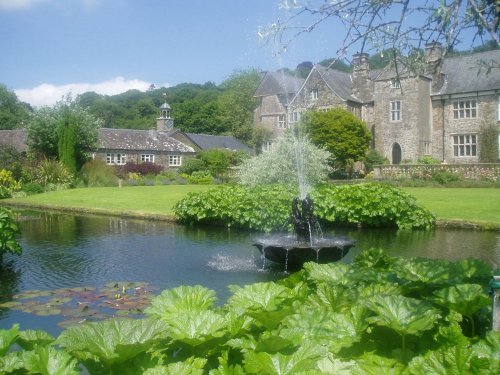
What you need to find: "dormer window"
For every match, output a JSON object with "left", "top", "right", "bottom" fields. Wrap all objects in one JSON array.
[
  {"left": 390, "top": 79, "right": 401, "bottom": 89},
  {"left": 311, "top": 88, "right": 319, "bottom": 100}
]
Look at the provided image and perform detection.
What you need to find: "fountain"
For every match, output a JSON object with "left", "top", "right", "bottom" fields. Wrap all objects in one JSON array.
[{"left": 252, "top": 194, "right": 355, "bottom": 270}]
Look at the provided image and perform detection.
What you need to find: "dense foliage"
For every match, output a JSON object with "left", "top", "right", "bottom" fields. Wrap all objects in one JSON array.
[
  {"left": 0, "top": 249, "right": 496, "bottom": 374},
  {"left": 301, "top": 108, "right": 372, "bottom": 174},
  {"left": 26, "top": 97, "right": 102, "bottom": 171},
  {"left": 0, "top": 207, "right": 22, "bottom": 257},
  {"left": 174, "top": 183, "right": 435, "bottom": 231},
  {"left": 238, "top": 132, "right": 331, "bottom": 197},
  {"left": 0, "top": 84, "right": 30, "bottom": 130}
]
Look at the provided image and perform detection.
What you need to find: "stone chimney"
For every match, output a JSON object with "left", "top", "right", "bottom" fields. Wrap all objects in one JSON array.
[
  {"left": 352, "top": 52, "right": 372, "bottom": 102},
  {"left": 425, "top": 42, "right": 445, "bottom": 91}
]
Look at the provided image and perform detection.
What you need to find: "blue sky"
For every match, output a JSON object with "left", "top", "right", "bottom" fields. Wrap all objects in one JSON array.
[{"left": 0, "top": 0, "right": 345, "bottom": 107}]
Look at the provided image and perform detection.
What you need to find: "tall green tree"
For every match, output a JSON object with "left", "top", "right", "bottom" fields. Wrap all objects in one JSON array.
[
  {"left": 58, "top": 113, "right": 77, "bottom": 175},
  {"left": 301, "top": 108, "right": 371, "bottom": 173},
  {"left": 216, "top": 69, "right": 261, "bottom": 143},
  {"left": 0, "top": 84, "right": 30, "bottom": 130},
  {"left": 27, "top": 96, "right": 102, "bottom": 170}
]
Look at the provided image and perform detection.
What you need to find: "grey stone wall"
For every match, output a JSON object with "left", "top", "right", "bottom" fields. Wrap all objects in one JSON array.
[
  {"left": 373, "top": 76, "right": 431, "bottom": 163},
  {"left": 254, "top": 95, "right": 288, "bottom": 139}
]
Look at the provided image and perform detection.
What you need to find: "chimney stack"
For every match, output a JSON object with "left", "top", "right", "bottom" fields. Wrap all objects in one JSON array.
[{"left": 352, "top": 52, "right": 372, "bottom": 102}]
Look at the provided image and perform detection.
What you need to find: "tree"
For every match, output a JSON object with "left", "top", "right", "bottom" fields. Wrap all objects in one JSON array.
[
  {"left": 301, "top": 108, "right": 371, "bottom": 173},
  {"left": 239, "top": 131, "right": 331, "bottom": 198},
  {"left": 264, "top": 1, "right": 498, "bottom": 72},
  {"left": 0, "top": 84, "right": 30, "bottom": 130},
  {"left": 27, "top": 96, "right": 102, "bottom": 170},
  {"left": 216, "top": 69, "right": 261, "bottom": 142},
  {"left": 58, "top": 112, "right": 77, "bottom": 175}
]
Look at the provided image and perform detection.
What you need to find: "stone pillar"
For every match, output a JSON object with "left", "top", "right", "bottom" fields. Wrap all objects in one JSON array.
[{"left": 492, "top": 276, "right": 500, "bottom": 331}]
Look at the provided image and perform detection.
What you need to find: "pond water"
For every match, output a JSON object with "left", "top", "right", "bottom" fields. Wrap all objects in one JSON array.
[{"left": 0, "top": 210, "right": 499, "bottom": 336}]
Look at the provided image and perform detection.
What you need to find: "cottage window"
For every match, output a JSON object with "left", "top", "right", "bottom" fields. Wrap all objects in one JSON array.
[
  {"left": 423, "top": 142, "right": 431, "bottom": 155},
  {"left": 141, "top": 154, "right": 155, "bottom": 163},
  {"left": 453, "top": 99, "right": 477, "bottom": 119},
  {"left": 169, "top": 155, "right": 182, "bottom": 166},
  {"left": 452, "top": 134, "right": 477, "bottom": 157},
  {"left": 277, "top": 114, "right": 287, "bottom": 129},
  {"left": 311, "top": 89, "right": 319, "bottom": 100},
  {"left": 106, "top": 153, "right": 126, "bottom": 165},
  {"left": 262, "top": 141, "right": 274, "bottom": 152},
  {"left": 289, "top": 111, "right": 301, "bottom": 124},
  {"left": 390, "top": 79, "right": 401, "bottom": 89},
  {"left": 390, "top": 100, "right": 401, "bottom": 122}
]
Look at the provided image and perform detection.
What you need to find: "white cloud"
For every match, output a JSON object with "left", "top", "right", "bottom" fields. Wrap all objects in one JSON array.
[
  {"left": 0, "top": 0, "right": 45, "bottom": 10},
  {"left": 15, "top": 77, "right": 163, "bottom": 107}
]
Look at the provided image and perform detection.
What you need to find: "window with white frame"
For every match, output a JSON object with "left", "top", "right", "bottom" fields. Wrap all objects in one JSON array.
[
  {"left": 390, "top": 101, "right": 401, "bottom": 122},
  {"left": 310, "top": 88, "right": 319, "bottom": 100},
  {"left": 452, "top": 134, "right": 477, "bottom": 157},
  {"left": 141, "top": 154, "right": 154, "bottom": 163},
  {"left": 262, "top": 140, "right": 274, "bottom": 152},
  {"left": 169, "top": 155, "right": 182, "bottom": 166},
  {"left": 277, "top": 114, "right": 287, "bottom": 129},
  {"left": 453, "top": 99, "right": 477, "bottom": 119},
  {"left": 390, "top": 79, "right": 401, "bottom": 89},
  {"left": 106, "top": 153, "right": 126, "bottom": 165},
  {"left": 423, "top": 142, "right": 431, "bottom": 155},
  {"left": 289, "top": 111, "right": 301, "bottom": 124}
]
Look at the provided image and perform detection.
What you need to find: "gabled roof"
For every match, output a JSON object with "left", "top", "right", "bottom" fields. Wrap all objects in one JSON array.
[
  {"left": 254, "top": 71, "right": 304, "bottom": 97},
  {"left": 185, "top": 133, "right": 252, "bottom": 153},
  {"left": 434, "top": 50, "right": 500, "bottom": 95},
  {"left": 0, "top": 129, "right": 28, "bottom": 152},
  {"left": 314, "top": 64, "right": 361, "bottom": 102},
  {"left": 97, "top": 128, "right": 195, "bottom": 153}
]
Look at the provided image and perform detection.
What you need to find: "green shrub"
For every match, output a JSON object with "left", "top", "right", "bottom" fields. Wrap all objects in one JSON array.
[
  {"left": 364, "top": 149, "right": 389, "bottom": 172},
  {"left": 0, "top": 207, "right": 22, "bottom": 256},
  {"left": 35, "top": 159, "right": 73, "bottom": 188},
  {"left": 417, "top": 156, "right": 441, "bottom": 164},
  {"left": 21, "top": 182, "right": 45, "bottom": 195},
  {"left": 186, "top": 170, "right": 214, "bottom": 185},
  {"left": 78, "top": 159, "right": 118, "bottom": 187},
  {"left": 177, "top": 158, "right": 206, "bottom": 175},
  {"left": 431, "top": 170, "right": 460, "bottom": 184},
  {"left": 174, "top": 183, "right": 435, "bottom": 231}
]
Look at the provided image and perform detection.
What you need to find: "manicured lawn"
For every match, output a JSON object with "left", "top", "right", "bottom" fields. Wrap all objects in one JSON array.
[
  {"left": 2, "top": 185, "right": 499, "bottom": 226},
  {"left": 402, "top": 187, "right": 500, "bottom": 225},
  {"left": 2, "top": 185, "right": 212, "bottom": 219}
]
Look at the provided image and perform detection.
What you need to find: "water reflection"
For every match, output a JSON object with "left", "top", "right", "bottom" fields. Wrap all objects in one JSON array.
[{"left": 0, "top": 210, "right": 498, "bottom": 335}]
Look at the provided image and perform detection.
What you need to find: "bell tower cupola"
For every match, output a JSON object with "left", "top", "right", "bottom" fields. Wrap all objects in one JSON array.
[{"left": 157, "top": 93, "right": 174, "bottom": 131}]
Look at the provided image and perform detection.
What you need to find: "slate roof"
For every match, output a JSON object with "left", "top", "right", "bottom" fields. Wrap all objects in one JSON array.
[
  {"left": 0, "top": 129, "right": 28, "bottom": 152},
  {"left": 314, "top": 64, "right": 361, "bottom": 102},
  {"left": 98, "top": 128, "right": 195, "bottom": 153},
  {"left": 254, "top": 71, "right": 305, "bottom": 97},
  {"left": 434, "top": 50, "right": 500, "bottom": 95},
  {"left": 185, "top": 133, "right": 252, "bottom": 153}
]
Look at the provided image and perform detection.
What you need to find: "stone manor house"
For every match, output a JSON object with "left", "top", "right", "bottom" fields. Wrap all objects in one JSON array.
[{"left": 254, "top": 44, "right": 500, "bottom": 164}]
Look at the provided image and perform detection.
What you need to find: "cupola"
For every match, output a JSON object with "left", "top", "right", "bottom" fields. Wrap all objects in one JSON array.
[{"left": 157, "top": 93, "right": 174, "bottom": 131}]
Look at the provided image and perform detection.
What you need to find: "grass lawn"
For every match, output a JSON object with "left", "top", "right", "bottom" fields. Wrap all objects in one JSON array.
[
  {"left": 2, "top": 185, "right": 499, "bottom": 226},
  {"left": 1, "top": 185, "right": 212, "bottom": 219},
  {"left": 402, "top": 187, "right": 500, "bottom": 225}
]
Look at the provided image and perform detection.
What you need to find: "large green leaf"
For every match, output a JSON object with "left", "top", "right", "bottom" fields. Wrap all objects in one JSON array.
[
  {"left": 166, "top": 309, "right": 228, "bottom": 346},
  {"left": 0, "top": 352, "right": 24, "bottom": 373},
  {"left": 393, "top": 257, "right": 452, "bottom": 285},
  {"left": 243, "top": 343, "right": 327, "bottom": 374},
  {"left": 0, "top": 324, "right": 19, "bottom": 356},
  {"left": 451, "top": 258, "right": 492, "bottom": 283},
  {"left": 142, "top": 357, "right": 207, "bottom": 375},
  {"left": 17, "top": 329, "right": 55, "bottom": 350},
  {"left": 303, "top": 262, "right": 351, "bottom": 286},
  {"left": 145, "top": 285, "right": 217, "bottom": 320},
  {"left": 226, "top": 282, "right": 294, "bottom": 330},
  {"left": 407, "top": 340, "right": 491, "bottom": 375},
  {"left": 431, "top": 283, "right": 491, "bottom": 317},
  {"left": 57, "top": 318, "right": 168, "bottom": 367},
  {"left": 351, "top": 353, "right": 406, "bottom": 375},
  {"left": 22, "top": 345, "right": 79, "bottom": 375},
  {"left": 365, "top": 294, "right": 440, "bottom": 337}
]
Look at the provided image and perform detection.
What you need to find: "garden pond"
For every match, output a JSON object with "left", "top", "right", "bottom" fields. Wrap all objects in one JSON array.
[{"left": 0, "top": 210, "right": 499, "bottom": 336}]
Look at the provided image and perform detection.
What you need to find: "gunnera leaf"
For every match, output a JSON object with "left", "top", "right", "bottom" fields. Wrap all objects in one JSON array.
[
  {"left": 143, "top": 356, "right": 207, "bottom": 375},
  {"left": 166, "top": 310, "right": 228, "bottom": 346},
  {"left": 393, "top": 257, "right": 452, "bottom": 286},
  {"left": 17, "top": 329, "right": 55, "bottom": 350},
  {"left": 365, "top": 294, "right": 440, "bottom": 337},
  {"left": 0, "top": 352, "right": 24, "bottom": 374},
  {"left": 351, "top": 353, "right": 406, "bottom": 375},
  {"left": 145, "top": 285, "right": 217, "bottom": 320},
  {"left": 303, "top": 262, "right": 351, "bottom": 286},
  {"left": 243, "top": 343, "right": 327, "bottom": 374},
  {"left": 57, "top": 318, "right": 168, "bottom": 367},
  {"left": 22, "top": 345, "right": 79, "bottom": 375},
  {"left": 0, "top": 324, "right": 19, "bottom": 356},
  {"left": 431, "top": 284, "right": 491, "bottom": 318}
]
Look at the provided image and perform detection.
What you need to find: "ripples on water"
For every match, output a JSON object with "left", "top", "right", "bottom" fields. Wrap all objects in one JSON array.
[{"left": 1, "top": 211, "right": 498, "bottom": 335}]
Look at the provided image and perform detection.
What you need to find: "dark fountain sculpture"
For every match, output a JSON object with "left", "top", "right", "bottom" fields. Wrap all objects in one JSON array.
[{"left": 253, "top": 196, "right": 355, "bottom": 270}]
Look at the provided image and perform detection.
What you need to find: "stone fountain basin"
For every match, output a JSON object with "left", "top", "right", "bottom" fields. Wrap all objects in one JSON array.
[{"left": 253, "top": 235, "right": 356, "bottom": 268}]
